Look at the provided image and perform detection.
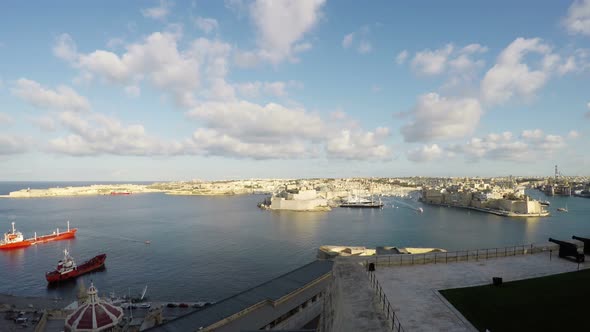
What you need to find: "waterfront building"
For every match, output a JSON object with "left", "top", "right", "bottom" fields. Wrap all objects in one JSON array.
[
  {"left": 269, "top": 188, "right": 330, "bottom": 211},
  {"left": 149, "top": 260, "right": 333, "bottom": 331}
]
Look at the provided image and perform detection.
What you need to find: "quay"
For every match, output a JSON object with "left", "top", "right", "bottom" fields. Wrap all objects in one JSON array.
[{"left": 422, "top": 201, "right": 551, "bottom": 217}]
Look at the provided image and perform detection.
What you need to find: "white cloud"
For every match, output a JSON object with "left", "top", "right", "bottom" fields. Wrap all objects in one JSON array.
[
  {"left": 342, "top": 25, "right": 374, "bottom": 55},
  {"left": 0, "top": 135, "right": 28, "bottom": 155},
  {"left": 188, "top": 100, "right": 326, "bottom": 141},
  {"left": 235, "top": 80, "right": 300, "bottom": 98},
  {"left": 125, "top": 85, "right": 141, "bottom": 98},
  {"left": 396, "top": 50, "right": 408, "bottom": 64},
  {"left": 358, "top": 41, "right": 372, "bottom": 54},
  {"left": 29, "top": 115, "right": 57, "bottom": 131},
  {"left": 53, "top": 33, "right": 78, "bottom": 61},
  {"left": 12, "top": 78, "right": 91, "bottom": 112},
  {"left": 568, "top": 130, "right": 580, "bottom": 139},
  {"left": 448, "top": 130, "right": 567, "bottom": 162},
  {"left": 0, "top": 112, "right": 13, "bottom": 126},
  {"left": 406, "top": 144, "right": 443, "bottom": 162},
  {"left": 248, "top": 0, "right": 326, "bottom": 64},
  {"left": 325, "top": 127, "right": 391, "bottom": 160},
  {"left": 48, "top": 111, "right": 184, "bottom": 156},
  {"left": 189, "top": 128, "right": 312, "bottom": 159},
  {"left": 186, "top": 99, "right": 392, "bottom": 160},
  {"left": 480, "top": 38, "right": 551, "bottom": 105},
  {"left": 58, "top": 32, "right": 232, "bottom": 108},
  {"left": 195, "top": 17, "right": 219, "bottom": 34},
  {"left": 401, "top": 93, "right": 483, "bottom": 142},
  {"left": 342, "top": 33, "right": 354, "bottom": 48},
  {"left": 563, "top": 0, "right": 590, "bottom": 36},
  {"left": 403, "top": 43, "right": 487, "bottom": 88},
  {"left": 141, "top": 0, "right": 173, "bottom": 20},
  {"left": 411, "top": 44, "right": 454, "bottom": 75}
]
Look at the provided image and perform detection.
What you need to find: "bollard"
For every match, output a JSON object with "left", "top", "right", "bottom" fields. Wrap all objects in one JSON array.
[
  {"left": 435, "top": 253, "right": 437, "bottom": 264},
  {"left": 445, "top": 252, "right": 448, "bottom": 263},
  {"left": 550, "top": 249, "right": 552, "bottom": 261}
]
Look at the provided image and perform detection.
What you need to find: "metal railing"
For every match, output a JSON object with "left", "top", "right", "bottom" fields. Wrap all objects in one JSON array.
[
  {"left": 368, "top": 243, "right": 559, "bottom": 268},
  {"left": 367, "top": 270, "right": 405, "bottom": 332}
]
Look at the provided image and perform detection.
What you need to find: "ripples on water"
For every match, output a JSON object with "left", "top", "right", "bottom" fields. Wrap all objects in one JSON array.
[{"left": 1, "top": 182, "right": 589, "bottom": 302}]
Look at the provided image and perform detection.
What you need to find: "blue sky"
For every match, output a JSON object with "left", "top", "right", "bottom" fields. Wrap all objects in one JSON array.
[{"left": 0, "top": 0, "right": 589, "bottom": 181}]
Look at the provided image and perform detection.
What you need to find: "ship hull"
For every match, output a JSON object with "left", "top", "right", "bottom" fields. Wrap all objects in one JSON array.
[
  {"left": 0, "top": 229, "right": 77, "bottom": 250},
  {"left": 46, "top": 254, "right": 106, "bottom": 283}
]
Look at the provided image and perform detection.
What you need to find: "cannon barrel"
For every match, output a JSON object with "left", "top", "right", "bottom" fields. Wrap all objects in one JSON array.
[
  {"left": 549, "top": 237, "right": 585, "bottom": 263},
  {"left": 572, "top": 236, "right": 590, "bottom": 254},
  {"left": 549, "top": 238, "right": 576, "bottom": 248}
]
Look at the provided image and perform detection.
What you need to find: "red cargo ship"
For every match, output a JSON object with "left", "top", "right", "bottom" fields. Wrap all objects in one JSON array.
[
  {"left": 0, "top": 221, "right": 77, "bottom": 250},
  {"left": 110, "top": 191, "right": 131, "bottom": 195},
  {"left": 46, "top": 249, "right": 106, "bottom": 283}
]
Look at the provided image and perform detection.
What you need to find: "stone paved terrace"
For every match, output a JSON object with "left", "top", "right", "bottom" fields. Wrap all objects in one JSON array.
[{"left": 371, "top": 246, "right": 589, "bottom": 332}]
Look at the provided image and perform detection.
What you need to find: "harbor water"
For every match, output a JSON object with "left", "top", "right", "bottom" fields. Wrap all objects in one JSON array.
[{"left": 1, "top": 182, "right": 589, "bottom": 302}]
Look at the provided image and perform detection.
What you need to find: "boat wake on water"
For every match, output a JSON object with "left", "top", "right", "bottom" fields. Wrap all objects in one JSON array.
[{"left": 390, "top": 198, "right": 424, "bottom": 213}]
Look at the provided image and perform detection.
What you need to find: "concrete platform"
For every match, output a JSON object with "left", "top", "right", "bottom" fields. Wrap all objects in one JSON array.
[{"left": 374, "top": 251, "right": 588, "bottom": 332}]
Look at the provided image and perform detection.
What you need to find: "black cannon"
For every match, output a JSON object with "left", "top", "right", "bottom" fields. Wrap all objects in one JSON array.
[
  {"left": 572, "top": 236, "right": 590, "bottom": 255},
  {"left": 549, "top": 238, "right": 585, "bottom": 263}
]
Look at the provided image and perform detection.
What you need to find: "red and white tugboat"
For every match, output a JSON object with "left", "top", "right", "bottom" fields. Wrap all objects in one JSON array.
[{"left": 46, "top": 249, "right": 106, "bottom": 283}]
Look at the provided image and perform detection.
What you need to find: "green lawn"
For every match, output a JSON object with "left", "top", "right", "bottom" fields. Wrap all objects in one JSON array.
[{"left": 440, "top": 269, "right": 590, "bottom": 332}]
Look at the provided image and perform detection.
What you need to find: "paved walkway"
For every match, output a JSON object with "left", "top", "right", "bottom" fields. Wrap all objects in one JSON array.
[
  {"left": 329, "top": 259, "right": 390, "bottom": 332},
  {"left": 374, "top": 251, "right": 588, "bottom": 332}
]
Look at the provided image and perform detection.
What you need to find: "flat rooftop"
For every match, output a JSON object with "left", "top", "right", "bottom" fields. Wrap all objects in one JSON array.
[
  {"left": 374, "top": 249, "right": 589, "bottom": 331},
  {"left": 150, "top": 260, "right": 333, "bottom": 331}
]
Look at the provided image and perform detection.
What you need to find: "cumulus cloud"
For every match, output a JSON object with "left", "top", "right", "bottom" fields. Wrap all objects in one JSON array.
[
  {"left": 189, "top": 128, "right": 312, "bottom": 159},
  {"left": 409, "top": 43, "right": 487, "bottom": 78},
  {"left": 235, "top": 80, "right": 301, "bottom": 98},
  {"left": 141, "top": 0, "right": 173, "bottom": 20},
  {"left": 325, "top": 127, "right": 391, "bottom": 160},
  {"left": 242, "top": 0, "right": 326, "bottom": 65},
  {"left": 481, "top": 38, "right": 553, "bottom": 105},
  {"left": 188, "top": 101, "right": 326, "bottom": 141},
  {"left": 0, "top": 135, "right": 28, "bottom": 155},
  {"left": 53, "top": 33, "right": 78, "bottom": 61},
  {"left": 56, "top": 32, "right": 232, "bottom": 108},
  {"left": 447, "top": 130, "right": 567, "bottom": 162},
  {"left": 406, "top": 144, "right": 443, "bottom": 162},
  {"left": 411, "top": 44, "right": 454, "bottom": 75},
  {"left": 185, "top": 99, "right": 392, "bottom": 160},
  {"left": 195, "top": 17, "right": 219, "bottom": 34},
  {"left": 29, "top": 115, "right": 57, "bottom": 131},
  {"left": 401, "top": 93, "right": 483, "bottom": 142},
  {"left": 563, "top": 0, "right": 590, "bottom": 36},
  {"left": 48, "top": 112, "right": 185, "bottom": 156},
  {"left": 11, "top": 78, "right": 91, "bottom": 112},
  {"left": 342, "top": 26, "right": 374, "bottom": 54}
]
